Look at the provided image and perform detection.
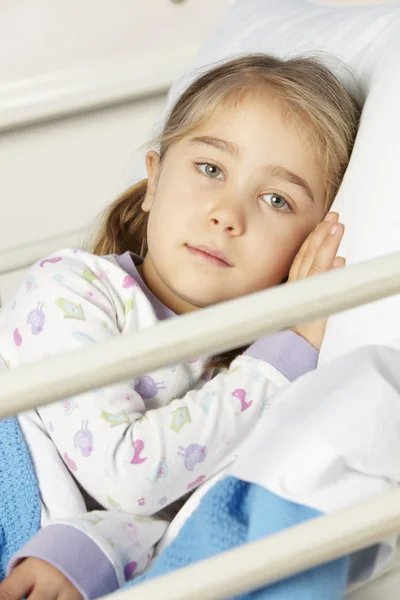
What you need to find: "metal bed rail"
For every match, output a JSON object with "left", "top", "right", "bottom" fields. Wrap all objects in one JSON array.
[{"left": 0, "top": 229, "right": 87, "bottom": 276}]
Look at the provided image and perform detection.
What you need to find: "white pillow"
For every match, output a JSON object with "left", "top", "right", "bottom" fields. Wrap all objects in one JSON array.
[{"left": 136, "top": 0, "right": 400, "bottom": 365}]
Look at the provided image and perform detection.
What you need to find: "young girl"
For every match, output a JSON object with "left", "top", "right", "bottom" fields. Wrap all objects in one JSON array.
[{"left": 0, "top": 54, "right": 360, "bottom": 599}]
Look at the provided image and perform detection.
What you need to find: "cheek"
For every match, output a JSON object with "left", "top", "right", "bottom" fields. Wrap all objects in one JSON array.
[
  {"left": 155, "top": 175, "right": 200, "bottom": 217},
  {"left": 248, "top": 219, "right": 318, "bottom": 286},
  {"left": 145, "top": 184, "right": 195, "bottom": 251}
]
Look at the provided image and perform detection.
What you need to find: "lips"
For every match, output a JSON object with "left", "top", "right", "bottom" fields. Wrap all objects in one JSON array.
[{"left": 186, "top": 244, "right": 233, "bottom": 267}]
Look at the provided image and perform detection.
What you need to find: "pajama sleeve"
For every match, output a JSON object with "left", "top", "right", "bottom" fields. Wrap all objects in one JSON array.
[
  {"left": 2, "top": 249, "right": 318, "bottom": 517},
  {"left": 8, "top": 509, "right": 169, "bottom": 599}
]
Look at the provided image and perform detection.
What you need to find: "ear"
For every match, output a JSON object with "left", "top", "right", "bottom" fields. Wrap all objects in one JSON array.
[{"left": 142, "top": 151, "right": 161, "bottom": 213}]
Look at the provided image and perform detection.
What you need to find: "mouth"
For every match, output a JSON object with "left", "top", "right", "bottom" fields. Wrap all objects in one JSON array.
[{"left": 186, "top": 244, "right": 233, "bottom": 268}]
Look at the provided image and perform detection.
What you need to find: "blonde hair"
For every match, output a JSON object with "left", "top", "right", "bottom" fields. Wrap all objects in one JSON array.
[
  {"left": 89, "top": 54, "right": 361, "bottom": 367},
  {"left": 91, "top": 53, "right": 361, "bottom": 257}
]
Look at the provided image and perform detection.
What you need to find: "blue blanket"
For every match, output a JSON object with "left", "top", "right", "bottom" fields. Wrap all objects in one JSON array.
[
  {"left": 0, "top": 417, "right": 41, "bottom": 580},
  {"left": 126, "top": 476, "right": 349, "bottom": 599}
]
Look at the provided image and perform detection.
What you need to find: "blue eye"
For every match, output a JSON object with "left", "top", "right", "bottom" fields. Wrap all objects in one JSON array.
[
  {"left": 262, "top": 193, "right": 291, "bottom": 211},
  {"left": 197, "top": 163, "right": 224, "bottom": 179}
]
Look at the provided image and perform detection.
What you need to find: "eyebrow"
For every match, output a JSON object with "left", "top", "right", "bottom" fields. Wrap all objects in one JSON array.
[
  {"left": 190, "top": 136, "right": 241, "bottom": 159},
  {"left": 265, "top": 164, "right": 315, "bottom": 204},
  {"left": 189, "top": 135, "right": 315, "bottom": 204}
]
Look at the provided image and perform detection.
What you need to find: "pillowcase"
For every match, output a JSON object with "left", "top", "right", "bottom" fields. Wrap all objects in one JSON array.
[{"left": 135, "top": 0, "right": 400, "bottom": 365}]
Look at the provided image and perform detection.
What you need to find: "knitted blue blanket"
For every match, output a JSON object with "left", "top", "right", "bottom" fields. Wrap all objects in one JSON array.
[
  {"left": 0, "top": 417, "right": 41, "bottom": 581},
  {"left": 0, "top": 417, "right": 350, "bottom": 597},
  {"left": 126, "top": 476, "right": 349, "bottom": 599}
]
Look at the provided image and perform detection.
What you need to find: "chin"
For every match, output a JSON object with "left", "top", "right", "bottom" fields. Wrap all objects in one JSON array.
[{"left": 173, "top": 283, "right": 232, "bottom": 309}]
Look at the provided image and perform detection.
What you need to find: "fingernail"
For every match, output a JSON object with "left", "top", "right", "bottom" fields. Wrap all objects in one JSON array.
[
  {"left": 324, "top": 213, "right": 335, "bottom": 222},
  {"left": 329, "top": 224, "right": 338, "bottom": 235},
  {"left": 333, "top": 258, "right": 340, "bottom": 267}
]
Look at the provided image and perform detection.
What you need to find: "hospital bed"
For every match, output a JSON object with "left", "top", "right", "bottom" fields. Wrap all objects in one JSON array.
[{"left": 2, "top": 0, "right": 400, "bottom": 598}]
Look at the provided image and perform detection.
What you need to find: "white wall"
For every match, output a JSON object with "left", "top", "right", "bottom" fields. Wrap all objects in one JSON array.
[
  {"left": 0, "top": 95, "right": 167, "bottom": 249},
  {"left": 0, "top": 94, "right": 168, "bottom": 300},
  {"left": 0, "top": 0, "right": 230, "bottom": 129}
]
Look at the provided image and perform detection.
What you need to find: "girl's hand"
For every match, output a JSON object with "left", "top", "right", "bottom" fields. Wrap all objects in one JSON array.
[
  {"left": 287, "top": 212, "right": 345, "bottom": 351},
  {"left": 0, "top": 558, "right": 83, "bottom": 600}
]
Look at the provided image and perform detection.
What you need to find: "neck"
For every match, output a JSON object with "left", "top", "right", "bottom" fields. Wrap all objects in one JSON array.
[{"left": 139, "top": 255, "right": 199, "bottom": 315}]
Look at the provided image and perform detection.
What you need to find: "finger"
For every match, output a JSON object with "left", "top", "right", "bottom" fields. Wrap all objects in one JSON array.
[
  {"left": 297, "top": 215, "right": 340, "bottom": 279},
  {"left": 293, "top": 213, "right": 339, "bottom": 281},
  {"left": 0, "top": 564, "right": 32, "bottom": 600},
  {"left": 332, "top": 256, "right": 346, "bottom": 269},
  {"left": 288, "top": 234, "right": 311, "bottom": 282},
  {"left": 288, "top": 213, "right": 338, "bottom": 281},
  {"left": 307, "top": 223, "right": 344, "bottom": 277},
  {"left": 308, "top": 223, "right": 344, "bottom": 277}
]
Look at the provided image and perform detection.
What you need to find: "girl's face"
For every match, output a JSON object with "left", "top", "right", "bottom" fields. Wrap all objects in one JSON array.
[{"left": 141, "top": 89, "right": 327, "bottom": 314}]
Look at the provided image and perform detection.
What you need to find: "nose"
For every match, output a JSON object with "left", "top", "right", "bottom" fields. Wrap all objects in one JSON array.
[{"left": 207, "top": 197, "right": 245, "bottom": 235}]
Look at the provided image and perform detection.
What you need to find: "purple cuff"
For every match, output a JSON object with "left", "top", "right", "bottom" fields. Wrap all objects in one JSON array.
[
  {"left": 8, "top": 525, "right": 119, "bottom": 599},
  {"left": 244, "top": 330, "right": 318, "bottom": 382}
]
